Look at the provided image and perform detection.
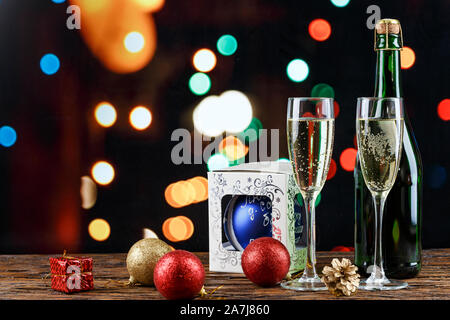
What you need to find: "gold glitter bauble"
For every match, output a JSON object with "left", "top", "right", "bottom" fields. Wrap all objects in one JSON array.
[{"left": 126, "top": 238, "right": 172, "bottom": 286}]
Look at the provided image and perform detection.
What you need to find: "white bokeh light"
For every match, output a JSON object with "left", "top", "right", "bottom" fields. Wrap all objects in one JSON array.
[
  {"left": 80, "top": 176, "right": 97, "bottom": 209},
  {"left": 193, "top": 96, "right": 224, "bottom": 136},
  {"left": 193, "top": 90, "right": 253, "bottom": 137},
  {"left": 91, "top": 161, "right": 115, "bottom": 186},
  {"left": 142, "top": 228, "right": 159, "bottom": 239},
  {"left": 94, "top": 102, "right": 117, "bottom": 127},
  {"left": 286, "top": 59, "right": 309, "bottom": 82},
  {"left": 207, "top": 153, "right": 230, "bottom": 171},
  {"left": 193, "top": 48, "right": 217, "bottom": 73},
  {"left": 124, "top": 31, "right": 145, "bottom": 53},
  {"left": 219, "top": 90, "right": 253, "bottom": 133},
  {"left": 129, "top": 106, "right": 152, "bottom": 130}
]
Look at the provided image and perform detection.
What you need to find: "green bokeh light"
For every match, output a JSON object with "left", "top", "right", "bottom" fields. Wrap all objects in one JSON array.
[
  {"left": 311, "top": 83, "right": 335, "bottom": 98},
  {"left": 296, "top": 193, "right": 303, "bottom": 206},
  {"left": 189, "top": 72, "right": 211, "bottom": 95},
  {"left": 315, "top": 193, "right": 322, "bottom": 206},
  {"left": 296, "top": 193, "right": 321, "bottom": 207},
  {"left": 238, "top": 117, "right": 262, "bottom": 143},
  {"left": 330, "top": 0, "right": 350, "bottom": 8},
  {"left": 228, "top": 157, "right": 245, "bottom": 167},
  {"left": 217, "top": 34, "right": 238, "bottom": 56},
  {"left": 392, "top": 219, "right": 400, "bottom": 244}
]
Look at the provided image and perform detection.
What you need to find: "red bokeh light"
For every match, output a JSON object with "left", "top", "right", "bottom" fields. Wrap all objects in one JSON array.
[
  {"left": 331, "top": 246, "right": 355, "bottom": 252},
  {"left": 302, "top": 111, "right": 315, "bottom": 118},
  {"left": 327, "top": 159, "right": 337, "bottom": 180},
  {"left": 334, "top": 101, "right": 340, "bottom": 118},
  {"left": 340, "top": 148, "right": 358, "bottom": 172},
  {"left": 308, "top": 19, "right": 332, "bottom": 42},
  {"left": 315, "top": 100, "right": 338, "bottom": 118},
  {"left": 437, "top": 99, "right": 450, "bottom": 121}
]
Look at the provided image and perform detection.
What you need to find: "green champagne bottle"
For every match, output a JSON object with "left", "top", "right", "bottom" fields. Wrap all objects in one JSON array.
[{"left": 354, "top": 19, "right": 423, "bottom": 279}]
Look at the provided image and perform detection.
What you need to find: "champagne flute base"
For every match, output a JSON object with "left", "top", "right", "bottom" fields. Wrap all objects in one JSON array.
[
  {"left": 359, "top": 279, "right": 408, "bottom": 291},
  {"left": 281, "top": 276, "right": 327, "bottom": 291}
]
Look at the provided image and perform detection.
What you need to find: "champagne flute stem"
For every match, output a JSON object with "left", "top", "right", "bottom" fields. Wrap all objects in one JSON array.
[
  {"left": 368, "top": 192, "right": 388, "bottom": 283},
  {"left": 302, "top": 194, "right": 318, "bottom": 280}
]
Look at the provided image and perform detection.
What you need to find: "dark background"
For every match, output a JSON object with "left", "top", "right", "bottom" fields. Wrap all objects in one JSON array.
[{"left": 0, "top": 0, "right": 448, "bottom": 254}]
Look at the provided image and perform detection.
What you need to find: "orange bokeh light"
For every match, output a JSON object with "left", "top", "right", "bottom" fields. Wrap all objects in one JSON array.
[
  {"left": 70, "top": 0, "right": 157, "bottom": 74},
  {"left": 132, "top": 0, "right": 165, "bottom": 12},
  {"left": 162, "top": 218, "right": 176, "bottom": 242},
  {"left": 340, "top": 148, "right": 358, "bottom": 172},
  {"left": 219, "top": 136, "right": 249, "bottom": 161},
  {"left": 162, "top": 216, "right": 194, "bottom": 242},
  {"left": 164, "top": 183, "right": 183, "bottom": 208},
  {"left": 165, "top": 177, "right": 208, "bottom": 208},
  {"left": 187, "top": 176, "right": 208, "bottom": 203},
  {"left": 88, "top": 218, "right": 111, "bottom": 241},
  {"left": 176, "top": 216, "right": 194, "bottom": 240},
  {"left": 72, "top": 0, "right": 108, "bottom": 13},
  {"left": 437, "top": 99, "right": 450, "bottom": 121},
  {"left": 308, "top": 19, "right": 332, "bottom": 42},
  {"left": 171, "top": 181, "right": 195, "bottom": 206},
  {"left": 401, "top": 46, "right": 416, "bottom": 69},
  {"left": 327, "top": 159, "right": 337, "bottom": 180}
]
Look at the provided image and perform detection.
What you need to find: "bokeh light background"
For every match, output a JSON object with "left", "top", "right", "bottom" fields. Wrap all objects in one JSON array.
[{"left": 0, "top": 0, "right": 448, "bottom": 253}]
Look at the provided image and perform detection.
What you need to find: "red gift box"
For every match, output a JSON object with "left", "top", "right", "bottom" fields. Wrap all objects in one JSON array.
[{"left": 49, "top": 255, "right": 94, "bottom": 293}]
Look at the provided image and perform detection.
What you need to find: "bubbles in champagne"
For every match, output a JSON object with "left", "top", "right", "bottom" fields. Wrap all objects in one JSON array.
[
  {"left": 357, "top": 119, "right": 403, "bottom": 193},
  {"left": 360, "top": 122, "right": 397, "bottom": 164},
  {"left": 287, "top": 118, "right": 334, "bottom": 197}
]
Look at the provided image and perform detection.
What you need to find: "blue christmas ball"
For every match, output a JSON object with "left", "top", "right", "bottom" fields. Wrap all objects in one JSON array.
[{"left": 223, "top": 195, "right": 272, "bottom": 251}]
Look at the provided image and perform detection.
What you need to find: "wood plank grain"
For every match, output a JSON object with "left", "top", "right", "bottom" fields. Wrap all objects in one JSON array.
[{"left": 0, "top": 250, "right": 448, "bottom": 300}]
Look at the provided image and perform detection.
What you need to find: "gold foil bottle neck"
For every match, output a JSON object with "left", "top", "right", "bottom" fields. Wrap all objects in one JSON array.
[
  {"left": 374, "top": 18, "right": 403, "bottom": 51},
  {"left": 375, "top": 19, "right": 401, "bottom": 34}
]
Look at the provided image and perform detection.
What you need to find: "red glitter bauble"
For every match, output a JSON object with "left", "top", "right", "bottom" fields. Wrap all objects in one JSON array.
[
  {"left": 153, "top": 250, "right": 205, "bottom": 300},
  {"left": 241, "top": 237, "right": 290, "bottom": 287}
]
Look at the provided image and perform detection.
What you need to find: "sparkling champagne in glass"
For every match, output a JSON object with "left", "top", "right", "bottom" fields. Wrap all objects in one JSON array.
[
  {"left": 356, "top": 97, "right": 408, "bottom": 290},
  {"left": 282, "top": 98, "right": 334, "bottom": 291}
]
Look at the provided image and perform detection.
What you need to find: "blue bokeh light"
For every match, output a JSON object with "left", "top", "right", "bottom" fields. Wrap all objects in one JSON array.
[
  {"left": 0, "top": 126, "right": 17, "bottom": 147},
  {"left": 428, "top": 165, "right": 447, "bottom": 189},
  {"left": 40, "top": 53, "right": 60, "bottom": 75},
  {"left": 51, "top": 0, "right": 66, "bottom": 3}
]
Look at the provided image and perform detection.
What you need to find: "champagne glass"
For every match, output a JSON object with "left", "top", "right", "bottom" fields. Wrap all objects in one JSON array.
[
  {"left": 281, "top": 98, "right": 335, "bottom": 291},
  {"left": 356, "top": 97, "right": 408, "bottom": 290}
]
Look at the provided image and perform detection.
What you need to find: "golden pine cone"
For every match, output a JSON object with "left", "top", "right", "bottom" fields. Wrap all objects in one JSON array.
[{"left": 321, "top": 258, "right": 360, "bottom": 297}]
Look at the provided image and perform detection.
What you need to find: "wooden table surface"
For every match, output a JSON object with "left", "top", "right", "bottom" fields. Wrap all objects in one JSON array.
[{"left": 0, "top": 249, "right": 448, "bottom": 300}]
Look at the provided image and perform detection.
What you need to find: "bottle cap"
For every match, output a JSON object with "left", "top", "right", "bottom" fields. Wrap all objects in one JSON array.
[
  {"left": 376, "top": 18, "right": 401, "bottom": 34},
  {"left": 374, "top": 18, "right": 403, "bottom": 51}
]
